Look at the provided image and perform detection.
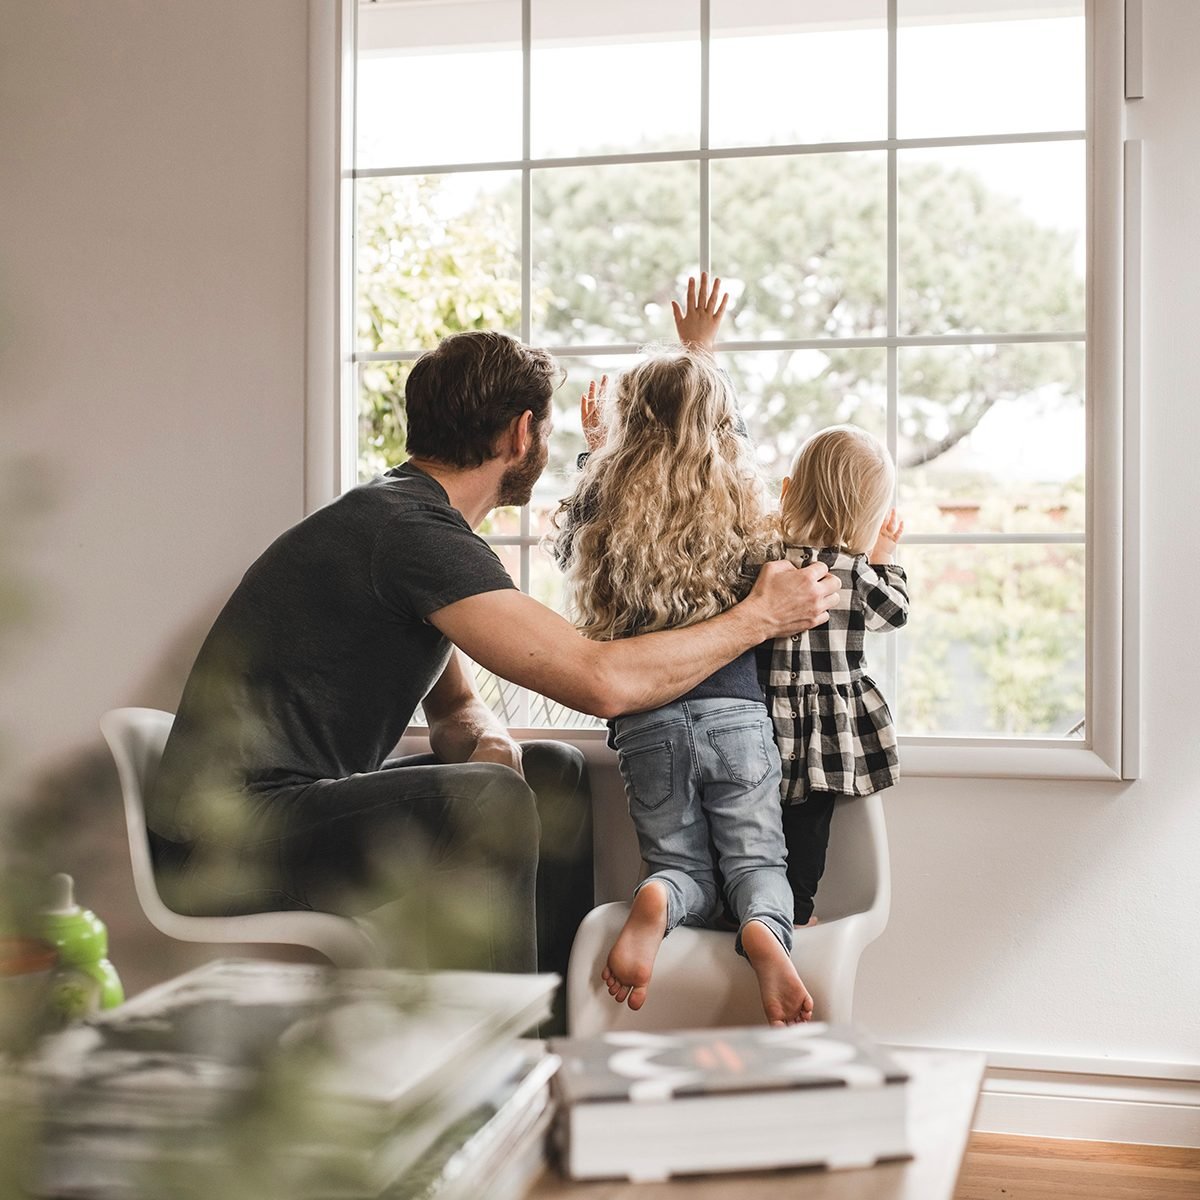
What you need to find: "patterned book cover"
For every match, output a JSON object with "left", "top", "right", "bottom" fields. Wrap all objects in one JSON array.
[{"left": 550, "top": 1022, "right": 908, "bottom": 1105}]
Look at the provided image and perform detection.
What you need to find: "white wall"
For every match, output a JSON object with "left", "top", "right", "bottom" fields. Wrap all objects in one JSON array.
[
  {"left": 1, "top": 0, "right": 1196, "bottom": 1076},
  {"left": 0, "top": 1, "right": 309, "bottom": 776}
]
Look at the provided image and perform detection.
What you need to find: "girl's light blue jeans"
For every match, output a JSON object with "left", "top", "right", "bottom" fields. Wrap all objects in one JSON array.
[{"left": 612, "top": 697, "right": 793, "bottom": 957}]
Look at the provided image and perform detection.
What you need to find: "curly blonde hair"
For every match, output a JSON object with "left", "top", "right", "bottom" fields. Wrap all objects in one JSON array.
[
  {"left": 554, "top": 349, "right": 773, "bottom": 641},
  {"left": 780, "top": 424, "right": 894, "bottom": 554}
]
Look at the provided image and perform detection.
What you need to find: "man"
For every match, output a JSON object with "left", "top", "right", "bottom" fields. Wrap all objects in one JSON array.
[{"left": 150, "top": 330, "right": 839, "bottom": 991}]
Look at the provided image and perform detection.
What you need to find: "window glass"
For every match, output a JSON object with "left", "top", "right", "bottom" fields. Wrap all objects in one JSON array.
[
  {"left": 896, "top": 543, "right": 1085, "bottom": 737},
  {"left": 898, "top": 4, "right": 1085, "bottom": 139},
  {"left": 710, "top": 1, "right": 888, "bottom": 148},
  {"left": 356, "top": 173, "right": 522, "bottom": 355},
  {"left": 358, "top": 359, "right": 410, "bottom": 482},
  {"left": 711, "top": 153, "right": 888, "bottom": 341},
  {"left": 356, "top": 0, "right": 522, "bottom": 168},
  {"left": 898, "top": 343, "right": 1085, "bottom": 536},
  {"left": 898, "top": 142, "right": 1085, "bottom": 336},
  {"left": 352, "top": 1, "right": 1094, "bottom": 743},
  {"left": 530, "top": 0, "right": 699, "bottom": 158},
  {"left": 722, "top": 350, "right": 888, "bottom": 476},
  {"left": 531, "top": 162, "right": 700, "bottom": 346},
  {"left": 533, "top": 355, "right": 642, "bottom": 538}
]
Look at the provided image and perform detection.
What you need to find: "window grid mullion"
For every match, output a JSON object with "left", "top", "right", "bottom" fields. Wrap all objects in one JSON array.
[
  {"left": 519, "top": 0, "right": 532, "bottom": 353},
  {"left": 351, "top": 129, "right": 1086, "bottom": 182},
  {"left": 699, "top": 0, "right": 710, "bottom": 275},
  {"left": 515, "top": 0, "right": 533, "bottom": 726},
  {"left": 885, "top": 0, "right": 900, "bottom": 707},
  {"left": 356, "top": 331, "right": 1088, "bottom": 364}
]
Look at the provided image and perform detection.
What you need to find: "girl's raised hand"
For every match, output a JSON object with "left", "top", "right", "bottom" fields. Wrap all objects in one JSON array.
[
  {"left": 581, "top": 375, "right": 608, "bottom": 452},
  {"left": 671, "top": 271, "right": 729, "bottom": 351},
  {"left": 870, "top": 509, "right": 905, "bottom": 564}
]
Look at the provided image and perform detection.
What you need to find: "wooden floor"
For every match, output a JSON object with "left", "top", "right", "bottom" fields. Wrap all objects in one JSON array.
[{"left": 954, "top": 1135, "right": 1200, "bottom": 1200}]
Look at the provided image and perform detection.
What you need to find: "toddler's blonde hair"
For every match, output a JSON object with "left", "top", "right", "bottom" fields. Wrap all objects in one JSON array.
[
  {"left": 555, "top": 349, "right": 773, "bottom": 641},
  {"left": 781, "top": 424, "right": 894, "bottom": 555}
]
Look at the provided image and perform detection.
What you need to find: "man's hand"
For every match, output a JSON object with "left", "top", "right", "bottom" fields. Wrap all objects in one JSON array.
[
  {"left": 424, "top": 652, "right": 525, "bottom": 774},
  {"left": 581, "top": 376, "right": 607, "bottom": 453},
  {"left": 870, "top": 509, "right": 904, "bottom": 564},
  {"left": 745, "top": 560, "right": 841, "bottom": 639},
  {"left": 468, "top": 734, "right": 525, "bottom": 778},
  {"left": 671, "top": 271, "right": 729, "bottom": 351}
]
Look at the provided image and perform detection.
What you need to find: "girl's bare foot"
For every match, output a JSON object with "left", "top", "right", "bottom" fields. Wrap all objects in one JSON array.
[
  {"left": 741, "top": 919, "right": 814, "bottom": 1026},
  {"left": 601, "top": 882, "right": 669, "bottom": 1011}
]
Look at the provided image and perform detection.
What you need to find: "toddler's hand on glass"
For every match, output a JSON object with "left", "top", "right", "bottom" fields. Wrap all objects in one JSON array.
[
  {"left": 871, "top": 509, "right": 904, "bottom": 563},
  {"left": 581, "top": 376, "right": 608, "bottom": 452},
  {"left": 671, "top": 271, "right": 729, "bottom": 351}
]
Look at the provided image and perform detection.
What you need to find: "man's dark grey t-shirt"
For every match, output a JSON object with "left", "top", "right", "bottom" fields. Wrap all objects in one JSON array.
[{"left": 150, "top": 464, "right": 515, "bottom": 842}]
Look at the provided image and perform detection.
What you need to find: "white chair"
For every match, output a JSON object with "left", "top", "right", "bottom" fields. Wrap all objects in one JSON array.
[
  {"left": 100, "top": 707, "right": 381, "bottom": 968},
  {"left": 566, "top": 792, "right": 890, "bottom": 1035}
]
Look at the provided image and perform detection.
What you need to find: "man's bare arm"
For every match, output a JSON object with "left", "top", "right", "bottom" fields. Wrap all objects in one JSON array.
[
  {"left": 421, "top": 649, "right": 523, "bottom": 774},
  {"left": 428, "top": 560, "right": 839, "bottom": 720}
]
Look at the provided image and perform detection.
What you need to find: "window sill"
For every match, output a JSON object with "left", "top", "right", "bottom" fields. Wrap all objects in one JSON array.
[{"left": 897, "top": 738, "right": 1121, "bottom": 782}]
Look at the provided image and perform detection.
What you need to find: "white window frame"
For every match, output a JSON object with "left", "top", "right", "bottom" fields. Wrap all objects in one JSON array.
[{"left": 307, "top": 0, "right": 1140, "bottom": 781}]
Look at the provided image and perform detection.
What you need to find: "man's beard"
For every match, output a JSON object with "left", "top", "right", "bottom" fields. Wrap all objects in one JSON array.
[{"left": 497, "top": 435, "right": 548, "bottom": 507}]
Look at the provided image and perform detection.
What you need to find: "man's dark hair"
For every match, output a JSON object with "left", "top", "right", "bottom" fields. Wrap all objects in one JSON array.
[{"left": 404, "top": 331, "right": 562, "bottom": 469}]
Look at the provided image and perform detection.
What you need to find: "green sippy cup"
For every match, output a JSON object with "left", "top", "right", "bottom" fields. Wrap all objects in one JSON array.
[{"left": 40, "top": 873, "right": 125, "bottom": 1021}]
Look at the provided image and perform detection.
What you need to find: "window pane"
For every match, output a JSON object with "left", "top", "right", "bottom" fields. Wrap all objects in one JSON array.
[
  {"left": 723, "top": 349, "right": 888, "bottom": 476},
  {"left": 528, "top": 547, "right": 605, "bottom": 729},
  {"left": 898, "top": 343, "right": 1084, "bottom": 536},
  {"left": 468, "top": 663, "right": 525, "bottom": 724},
  {"left": 409, "top": 542, "right": 524, "bottom": 728},
  {"left": 356, "top": 0, "right": 522, "bottom": 168},
  {"left": 358, "top": 361, "right": 524, "bottom": 539},
  {"left": 532, "top": 354, "right": 642, "bottom": 539},
  {"left": 357, "top": 172, "right": 522, "bottom": 354},
  {"left": 358, "top": 359, "right": 411, "bottom": 482},
  {"left": 898, "top": 141, "right": 1085, "bottom": 336},
  {"left": 453, "top": 542, "right": 605, "bottom": 732},
  {"left": 898, "top": 4, "right": 1084, "bottom": 139},
  {"left": 469, "top": 543, "right": 527, "bottom": 725},
  {"left": 711, "top": 153, "right": 887, "bottom": 340},
  {"left": 531, "top": 0, "right": 699, "bottom": 158},
  {"left": 710, "top": 1, "right": 887, "bottom": 148},
  {"left": 896, "top": 543, "right": 1085, "bottom": 737},
  {"left": 531, "top": 162, "right": 699, "bottom": 346}
]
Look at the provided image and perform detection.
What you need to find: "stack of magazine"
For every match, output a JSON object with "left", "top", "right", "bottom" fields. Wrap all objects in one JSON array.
[
  {"left": 20, "top": 958, "right": 560, "bottom": 1200},
  {"left": 549, "top": 1023, "right": 911, "bottom": 1182}
]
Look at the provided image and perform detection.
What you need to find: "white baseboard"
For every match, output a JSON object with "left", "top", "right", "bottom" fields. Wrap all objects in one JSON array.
[{"left": 888, "top": 1046, "right": 1200, "bottom": 1148}]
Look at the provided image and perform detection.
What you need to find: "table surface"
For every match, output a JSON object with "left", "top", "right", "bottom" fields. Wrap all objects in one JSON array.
[{"left": 528, "top": 1048, "right": 987, "bottom": 1200}]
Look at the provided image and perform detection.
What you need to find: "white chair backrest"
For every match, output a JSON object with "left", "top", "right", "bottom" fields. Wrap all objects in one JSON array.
[
  {"left": 811, "top": 793, "right": 889, "bottom": 921},
  {"left": 99, "top": 707, "right": 175, "bottom": 920}
]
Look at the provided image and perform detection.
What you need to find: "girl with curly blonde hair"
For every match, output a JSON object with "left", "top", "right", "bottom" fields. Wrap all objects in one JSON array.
[{"left": 555, "top": 275, "right": 815, "bottom": 1025}]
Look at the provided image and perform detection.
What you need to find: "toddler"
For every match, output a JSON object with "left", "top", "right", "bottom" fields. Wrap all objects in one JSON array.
[{"left": 766, "top": 427, "right": 908, "bottom": 925}]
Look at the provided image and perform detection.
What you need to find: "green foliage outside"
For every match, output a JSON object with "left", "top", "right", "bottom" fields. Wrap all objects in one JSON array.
[
  {"left": 355, "top": 156, "right": 1087, "bottom": 737},
  {"left": 893, "top": 490, "right": 1086, "bottom": 735}
]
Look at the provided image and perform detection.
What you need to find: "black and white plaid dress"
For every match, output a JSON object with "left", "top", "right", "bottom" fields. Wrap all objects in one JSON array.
[{"left": 761, "top": 546, "right": 909, "bottom": 802}]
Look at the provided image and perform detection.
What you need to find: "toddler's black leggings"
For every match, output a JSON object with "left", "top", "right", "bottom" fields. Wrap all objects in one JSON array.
[{"left": 780, "top": 790, "right": 839, "bottom": 925}]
